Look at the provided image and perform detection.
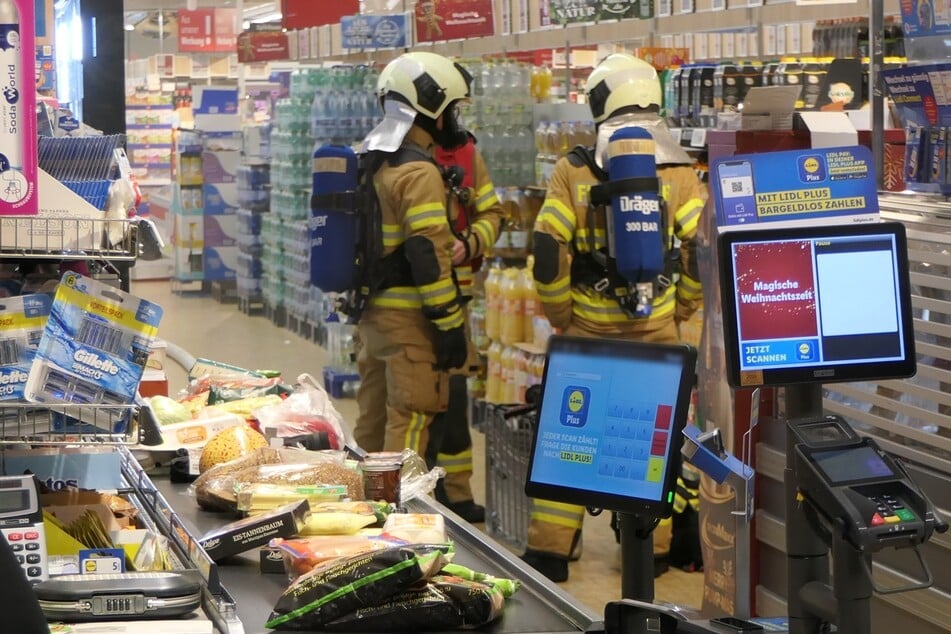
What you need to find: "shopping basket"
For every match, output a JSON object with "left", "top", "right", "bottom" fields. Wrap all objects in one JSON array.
[{"left": 483, "top": 403, "right": 535, "bottom": 551}]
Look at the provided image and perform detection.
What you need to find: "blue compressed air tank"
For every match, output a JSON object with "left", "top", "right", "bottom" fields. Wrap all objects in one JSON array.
[
  {"left": 606, "top": 126, "right": 664, "bottom": 316},
  {"left": 310, "top": 143, "right": 359, "bottom": 293}
]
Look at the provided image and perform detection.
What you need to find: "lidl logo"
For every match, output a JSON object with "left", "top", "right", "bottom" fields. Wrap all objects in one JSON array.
[
  {"left": 561, "top": 386, "right": 590, "bottom": 427},
  {"left": 798, "top": 155, "right": 826, "bottom": 183},
  {"left": 797, "top": 341, "right": 816, "bottom": 361}
]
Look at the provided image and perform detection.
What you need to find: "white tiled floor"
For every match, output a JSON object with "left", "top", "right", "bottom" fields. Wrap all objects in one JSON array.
[{"left": 133, "top": 279, "right": 705, "bottom": 617}]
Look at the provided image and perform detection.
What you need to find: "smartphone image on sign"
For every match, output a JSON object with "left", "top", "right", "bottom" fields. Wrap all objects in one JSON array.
[
  {"left": 716, "top": 160, "right": 758, "bottom": 225},
  {"left": 709, "top": 616, "right": 765, "bottom": 632}
]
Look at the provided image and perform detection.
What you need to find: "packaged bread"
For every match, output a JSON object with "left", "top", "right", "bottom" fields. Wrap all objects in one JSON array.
[{"left": 192, "top": 447, "right": 281, "bottom": 511}]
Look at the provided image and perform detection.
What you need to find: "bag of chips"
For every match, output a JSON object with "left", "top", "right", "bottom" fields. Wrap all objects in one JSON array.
[
  {"left": 265, "top": 544, "right": 451, "bottom": 630},
  {"left": 324, "top": 575, "right": 506, "bottom": 632}
]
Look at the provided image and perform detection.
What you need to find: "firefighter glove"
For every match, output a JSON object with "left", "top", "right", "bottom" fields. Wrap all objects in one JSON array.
[{"left": 435, "top": 325, "right": 468, "bottom": 370}]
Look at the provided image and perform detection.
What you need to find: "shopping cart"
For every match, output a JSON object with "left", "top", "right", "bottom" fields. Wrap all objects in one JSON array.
[{"left": 483, "top": 401, "right": 537, "bottom": 551}]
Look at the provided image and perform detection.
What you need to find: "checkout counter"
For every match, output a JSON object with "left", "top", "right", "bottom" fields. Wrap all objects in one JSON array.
[{"left": 126, "top": 455, "right": 602, "bottom": 634}]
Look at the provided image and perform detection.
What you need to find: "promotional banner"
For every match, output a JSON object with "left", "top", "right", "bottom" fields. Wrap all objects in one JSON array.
[
  {"left": 710, "top": 146, "right": 879, "bottom": 231},
  {"left": 882, "top": 63, "right": 951, "bottom": 128},
  {"left": 237, "top": 30, "right": 290, "bottom": 63},
  {"left": 543, "top": 0, "right": 642, "bottom": 26},
  {"left": 414, "top": 0, "right": 495, "bottom": 42},
  {"left": 282, "top": 0, "right": 359, "bottom": 30},
  {"left": 178, "top": 8, "right": 237, "bottom": 53},
  {"left": 341, "top": 14, "right": 411, "bottom": 49},
  {"left": 899, "top": 0, "right": 951, "bottom": 38}
]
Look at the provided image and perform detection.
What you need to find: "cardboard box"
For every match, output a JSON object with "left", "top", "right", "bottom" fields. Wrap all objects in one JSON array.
[
  {"left": 5, "top": 450, "right": 122, "bottom": 490},
  {"left": 741, "top": 86, "right": 801, "bottom": 131},
  {"left": 201, "top": 150, "right": 241, "bottom": 184},
  {"left": 203, "top": 183, "right": 240, "bottom": 215},
  {"left": 202, "top": 246, "right": 240, "bottom": 280},
  {"left": 204, "top": 214, "right": 238, "bottom": 247},
  {"left": 0, "top": 0, "right": 38, "bottom": 216},
  {"left": 199, "top": 500, "right": 310, "bottom": 561},
  {"left": 260, "top": 546, "right": 286, "bottom": 574}
]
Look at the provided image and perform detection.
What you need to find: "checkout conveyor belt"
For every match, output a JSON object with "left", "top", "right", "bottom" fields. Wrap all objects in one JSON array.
[{"left": 150, "top": 477, "right": 603, "bottom": 634}]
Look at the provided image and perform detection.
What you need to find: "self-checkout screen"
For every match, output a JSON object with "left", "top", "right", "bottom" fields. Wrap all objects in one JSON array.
[
  {"left": 525, "top": 337, "right": 696, "bottom": 516},
  {"left": 719, "top": 222, "right": 916, "bottom": 386}
]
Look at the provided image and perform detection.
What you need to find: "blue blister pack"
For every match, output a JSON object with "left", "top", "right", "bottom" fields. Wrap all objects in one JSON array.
[
  {"left": 26, "top": 273, "right": 163, "bottom": 413},
  {"left": 0, "top": 294, "right": 52, "bottom": 401}
]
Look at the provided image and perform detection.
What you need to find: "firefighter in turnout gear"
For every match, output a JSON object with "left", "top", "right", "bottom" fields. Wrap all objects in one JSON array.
[
  {"left": 427, "top": 133, "right": 504, "bottom": 522},
  {"left": 353, "top": 52, "right": 485, "bottom": 519},
  {"left": 522, "top": 53, "right": 705, "bottom": 582}
]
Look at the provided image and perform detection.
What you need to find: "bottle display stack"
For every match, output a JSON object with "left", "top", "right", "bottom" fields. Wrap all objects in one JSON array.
[
  {"left": 464, "top": 60, "right": 536, "bottom": 188},
  {"left": 235, "top": 163, "right": 269, "bottom": 313},
  {"left": 263, "top": 71, "right": 317, "bottom": 328}
]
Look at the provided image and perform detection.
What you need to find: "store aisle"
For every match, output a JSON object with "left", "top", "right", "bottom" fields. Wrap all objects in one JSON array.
[{"left": 134, "top": 279, "right": 705, "bottom": 617}]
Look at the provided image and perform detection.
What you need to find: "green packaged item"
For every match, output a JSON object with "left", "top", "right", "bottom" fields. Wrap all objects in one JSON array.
[{"left": 266, "top": 544, "right": 452, "bottom": 630}]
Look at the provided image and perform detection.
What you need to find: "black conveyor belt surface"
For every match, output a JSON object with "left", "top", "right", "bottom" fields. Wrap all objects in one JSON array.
[{"left": 153, "top": 477, "right": 602, "bottom": 634}]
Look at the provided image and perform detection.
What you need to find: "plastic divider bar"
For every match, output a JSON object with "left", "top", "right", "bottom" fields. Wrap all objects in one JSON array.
[{"left": 118, "top": 446, "right": 244, "bottom": 633}]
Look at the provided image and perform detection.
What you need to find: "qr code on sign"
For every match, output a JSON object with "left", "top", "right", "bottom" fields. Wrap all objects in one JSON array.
[{"left": 731, "top": 181, "right": 744, "bottom": 193}]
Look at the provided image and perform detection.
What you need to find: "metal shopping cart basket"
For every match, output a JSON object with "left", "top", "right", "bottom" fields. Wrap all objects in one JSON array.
[{"left": 484, "top": 402, "right": 536, "bottom": 551}]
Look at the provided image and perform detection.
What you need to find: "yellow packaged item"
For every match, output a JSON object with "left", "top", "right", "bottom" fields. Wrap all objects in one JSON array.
[{"left": 382, "top": 513, "right": 447, "bottom": 544}]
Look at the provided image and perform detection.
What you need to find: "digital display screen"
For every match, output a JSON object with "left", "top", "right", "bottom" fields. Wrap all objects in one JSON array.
[
  {"left": 0, "top": 489, "right": 29, "bottom": 514},
  {"left": 810, "top": 445, "right": 896, "bottom": 485},
  {"left": 525, "top": 337, "right": 696, "bottom": 515},
  {"left": 718, "top": 223, "right": 916, "bottom": 387}
]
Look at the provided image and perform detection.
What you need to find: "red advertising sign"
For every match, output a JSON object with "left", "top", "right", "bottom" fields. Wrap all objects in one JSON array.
[
  {"left": 179, "top": 9, "right": 237, "bottom": 53},
  {"left": 281, "top": 0, "right": 359, "bottom": 30},
  {"left": 237, "top": 30, "right": 290, "bottom": 63},
  {"left": 415, "top": 0, "right": 495, "bottom": 42}
]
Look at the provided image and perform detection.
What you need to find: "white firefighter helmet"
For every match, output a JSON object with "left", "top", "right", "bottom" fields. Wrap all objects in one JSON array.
[
  {"left": 585, "top": 53, "right": 662, "bottom": 124},
  {"left": 376, "top": 51, "right": 472, "bottom": 120}
]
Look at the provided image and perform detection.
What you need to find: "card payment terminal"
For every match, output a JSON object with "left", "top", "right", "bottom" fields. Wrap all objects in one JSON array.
[
  {"left": 790, "top": 415, "right": 945, "bottom": 552},
  {"left": 0, "top": 474, "right": 48, "bottom": 582}
]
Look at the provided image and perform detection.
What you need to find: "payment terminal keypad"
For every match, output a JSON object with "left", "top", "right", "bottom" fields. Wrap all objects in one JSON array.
[
  {"left": 598, "top": 401, "right": 674, "bottom": 484},
  {"left": 2, "top": 524, "right": 48, "bottom": 581},
  {"left": 869, "top": 495, "right": 917, "bottom": 526}
]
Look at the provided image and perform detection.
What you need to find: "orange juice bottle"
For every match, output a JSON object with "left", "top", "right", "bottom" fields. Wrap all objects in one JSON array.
[
  {"left": 484, "top": 265, "right": 502, "bottom": 342},
  {"left": 520, "top": 257, "right": 540, "bottom": 345},
  {"left": 486, "top": 341, "right": 503, "bottom": 404},
  {"left": 500, "top": 346, "right": 516, "bottom": 403},
  {"left": 530, "top": 353, "right": 546, "bottom": 388},
  {"left": 499, "top": 268, "right": 524, "bottom": 345}
]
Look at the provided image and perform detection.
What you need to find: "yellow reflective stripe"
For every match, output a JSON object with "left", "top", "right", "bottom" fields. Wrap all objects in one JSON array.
[
  {"left": 475, "top": 191, "right": 500, "bottom": 212},
  {"left": 370, "top": 287, "right": 423, "bottom": 309},
  {"left": 471, "top": 219, "right": 495, "bottom": 247},
  {"left": 674, "top": 198, "right": 702, "bottom": 236},
  {"left": 455, "top": 268, "right": 474, "bottom": 289},
  {"left": 536, "top": 277, "right": 570, "bottom": 303},
  {"left": 437, "top": 449, "right": 473, "bottom": 473},
  {"left": 537, "top": 199, "right": 575, "bottom": 241},
  {"left": 405, "top": 411, "right": 426, "bottom": 454},
  {"left": 575, "top": 227, "right": 606, "bottom": 251},
  {"left": 433, "top": 309, "right": 465, "bottom": 330},
  {"left": 571, "top": 286, "right": 676, "bottom": 323},
  {"left": 418, "top": 279, "right": 457, "bottom": 306},
  {"left": 530, "top": 500, "right": 585, "bottom": 529},
  {"left": 406, "top": 202, "right": 445, "bottom": 231},
  {"left": 475, "top": 182, "right": 495, "bottom": 199},
  {"left": 679, "top": 274, "right": 702, "bottom": 300},
  {"left": 381, "top": 223, "right": 402, "bottom": 248}
]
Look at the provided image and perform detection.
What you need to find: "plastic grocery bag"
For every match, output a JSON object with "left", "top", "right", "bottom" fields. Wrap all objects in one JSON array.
[{"left": 255, "top": 374, "right": 354, "bottom": 450}]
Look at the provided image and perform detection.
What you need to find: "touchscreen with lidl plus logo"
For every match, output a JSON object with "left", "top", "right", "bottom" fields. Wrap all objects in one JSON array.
[{"left": 525, "top": 337, "right": 696, "bottom": 516}]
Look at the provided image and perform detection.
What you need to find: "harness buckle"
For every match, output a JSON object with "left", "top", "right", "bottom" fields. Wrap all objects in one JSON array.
[
  {"left": 656, "top": 274, "right": 672, "bottom": 290},
  {"left": 594, "top": 277, "right": 610, "bottom": 293}
]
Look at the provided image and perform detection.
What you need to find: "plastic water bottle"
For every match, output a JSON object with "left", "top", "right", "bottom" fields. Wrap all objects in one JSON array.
[{"left": 310, "top": 70, "right": 329, "bottom": 142}]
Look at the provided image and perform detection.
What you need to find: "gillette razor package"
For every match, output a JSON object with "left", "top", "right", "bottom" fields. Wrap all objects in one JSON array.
[
  {"left": 25, "top": 272, "right": 163, "bottom": 406},
  {"left": 0, "top": 293, "right": 50, "bottom": 400}
]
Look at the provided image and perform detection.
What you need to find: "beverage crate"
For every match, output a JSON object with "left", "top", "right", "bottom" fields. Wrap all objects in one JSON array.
[{"left": 482, "top": 403, "right": 534, "bottom": 551}]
